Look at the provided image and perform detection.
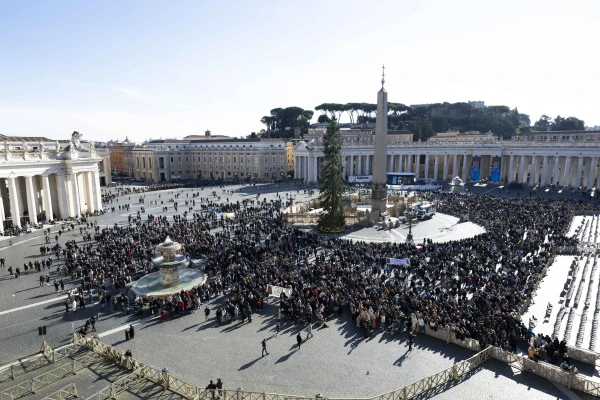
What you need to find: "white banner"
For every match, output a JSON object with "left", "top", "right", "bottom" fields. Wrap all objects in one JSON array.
[
  {"left": 386, "top": 257, "right": 411, "bottom": 266},
  {"left": 267, "top": 284, "right": 292, "bottom": 297}
]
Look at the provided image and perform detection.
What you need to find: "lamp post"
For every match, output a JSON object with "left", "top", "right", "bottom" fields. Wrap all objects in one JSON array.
[{"left": 406, "top": 212, "right": 414, "bottom": 244}]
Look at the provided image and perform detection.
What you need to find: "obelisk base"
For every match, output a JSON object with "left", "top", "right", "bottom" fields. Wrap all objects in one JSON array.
[{"left": 370, "top": 188, "right": 388, "bottom": 220}]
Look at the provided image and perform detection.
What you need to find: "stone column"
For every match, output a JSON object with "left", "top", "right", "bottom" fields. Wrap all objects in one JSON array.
[
  {"left": 398, "top": 155, "right": 404, "bottom": 172},
  {"left": 540, "top": 156, "right": 549, "bottom": 187},
  {"left": 357, "top": 155, "right": 362, "bottom": 175},
  {"left": 365, "top": 155, "right": 370, "bottom": 176},
  {"left": 461, "top": 155, "right": 468, "bottom": 182},
  {"left": 41, "top": 174, "right": 53, "bottom": 221},
  {"left": 304, "top": 157, "right": 308, "bottom": 182},
  {"left": 25, "top": 176, "right": 38, "bottom": 225},
  {"left": 452, "top": 154, "right": 458, "bottom": 179},
  {"left": 588, "top": 157, "right": 597, "bottom": 189},
  {"left": 563, "top": 156, "right": 572, "bottom": 188},
  {"left": 350, "top": 155, "right": 355, "bottom": 176},
  {"left": 0, "top": 191, "right": 4, "bottom": 232},
  {"left": 529, "top": 156, "right": 537, "bottom": 186},
  {"left": 55, "top": 174, "right": 69, "bottom": 219},
  {"left": 507, "top": 155, "right": 515, "bottom": 183},
  {"left": 443, "top": 154, "right": 449, "bottom": 180},
  {"left": 424, "top": 154, "right": 430, "bottom": 180},
  {"left": 414, "top": 154, "right": 420, "bottom": 178},
  {"left": 388, "top": 154, "right": 393, "bottom": 172},
  {"left": 576, "top": 157, "right": 584, "bottom": 188},
  {"left": 434, "top": 155, "right": 439, "bottom": 181},
  {"left": 70, "top": 173, "right": 81, "bottom": 217},
  {"left": 91, "top": 170, "right": 102, "bottom": 211},
  {"left": 406, "top": 154, "right": 412, "bottom": 173},
  {"left": 518, "top": 155, "right": 526, "bottom": 184},
  {"left": 7, "top": 177, "right": 21, "bottom": 228},
  {"left": 552, "top": 156, "right": 560, "bottom": 186},
  {"left": 294, "top": 157, "right": 298, "bottom": 180},
  {"left": 85, "top": 172, "right": 96, "bottom": 213}
]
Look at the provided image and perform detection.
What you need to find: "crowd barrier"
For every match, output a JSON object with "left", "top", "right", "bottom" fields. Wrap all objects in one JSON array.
[
  {"left": 68, "top": 328, "right": 600, "bottom": 400},
  {"left": 42, "top": 383, "right": 78, "bottom": 400}
]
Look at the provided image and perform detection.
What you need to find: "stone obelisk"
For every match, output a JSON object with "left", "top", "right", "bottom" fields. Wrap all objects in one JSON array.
[{"left": 371, "top": 65, "right": 388, "bottom": 219}]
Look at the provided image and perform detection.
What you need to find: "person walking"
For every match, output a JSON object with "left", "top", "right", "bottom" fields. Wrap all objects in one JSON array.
[
  {"left": 129, "top": 324, "right": 135, "bottom": 339},
  {"left": 60, "top": 278, "right": 64, "bottom": 291},
  {"left": 408, "top": 332, "right": 415, "bottom": 351},
  {"left": 54, "top": 280, "right": 59, "bottom": 292},
  {"left": 296, "top": 333, "right": 302, "bottom": 350},
  {"left": 306, "top": 323, "right": 313, "bottom": 340},
  {"left": 275, "top": 322, "right": 280, "bottom": 336},
  {"left": 261, "top": 339, "right": 268, "bottom": 357},
  {"left": 204, "top": 305, "right": 211, "bottom": 321},
  {"left": 90, "top": 316, "right": 97, "bottom": 332},
  {"left": 39, "top": 275, "right": 44, "bottom": 287}
]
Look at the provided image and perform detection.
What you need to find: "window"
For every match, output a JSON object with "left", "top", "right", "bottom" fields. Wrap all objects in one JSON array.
[
  {"left": 185, "top": 156, "right": 189, "bottom": 162},
  {"left": 178, "top": 156, "right": 182, "bottom": 163},
  {"left": 272, "top": 156, "right": 276, "bottom": 164},
  {"left": 264, "top": 156, "right": 269, "bottom": 164},
  {"left": 170, "top": 156, "right": 174, "bottom": 163},
  {"left": 149, "top": 158, "right": 152, "bottom": 168},
  {"left": 280, "top": 156, "right": 284, "bottom": 164},
  {"left": 142, "top": 158, "right": 146, "bottom": 168}
]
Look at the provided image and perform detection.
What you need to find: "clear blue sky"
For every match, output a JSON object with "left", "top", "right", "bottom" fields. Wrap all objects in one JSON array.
[{"left": 0, "top": 0, "right": 598, "bottom": 142}]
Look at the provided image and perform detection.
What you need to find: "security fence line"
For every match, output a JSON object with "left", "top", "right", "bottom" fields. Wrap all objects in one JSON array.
[
  {"left": 0, "top": 341, "right": 55, "bottom": 382},
  {"left": 41, "top": 383, "right": 78, "bottom": 400}
]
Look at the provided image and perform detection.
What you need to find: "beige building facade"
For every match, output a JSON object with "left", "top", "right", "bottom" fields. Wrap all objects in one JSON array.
[{"left": 132, "top": 137, "right": 290, "bottom": 182}]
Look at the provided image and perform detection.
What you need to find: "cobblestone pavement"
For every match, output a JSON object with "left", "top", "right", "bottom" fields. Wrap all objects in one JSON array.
[{"left": 0, "top": 183, "right": 585, "bottom": 399}]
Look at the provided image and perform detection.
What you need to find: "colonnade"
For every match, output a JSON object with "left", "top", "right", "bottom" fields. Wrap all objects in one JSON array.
[
  {"left": 295, "top": 150, "right": 600, "bottom": 189},
  {"left": 0, "top": 170, "right": 102, "bottom": 230}
]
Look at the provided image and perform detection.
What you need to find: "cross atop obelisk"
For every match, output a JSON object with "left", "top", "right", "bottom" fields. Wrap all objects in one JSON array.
[{"left": 381, "top": 64, "right": 385, "bottom": 88}]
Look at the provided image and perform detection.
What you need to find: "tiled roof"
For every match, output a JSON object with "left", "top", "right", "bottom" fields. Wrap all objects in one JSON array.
[
  {"left": 183, "top": 135, "right": 232, "bottom": 140},
  {"left": 0, "top": 135, "right": 53, "bottom": 142},
  {"left": 525, "top": 130, "right": 600, "bottom": 134}
]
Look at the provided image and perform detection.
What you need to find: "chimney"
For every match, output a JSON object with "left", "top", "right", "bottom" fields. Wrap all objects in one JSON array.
[{"left": 205, "top": 129, "right": 211, "bottom": 137}]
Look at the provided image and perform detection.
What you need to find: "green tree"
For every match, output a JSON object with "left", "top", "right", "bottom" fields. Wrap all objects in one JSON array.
[
  {"left": 318, "top": 114, "right": 331, "bottom": 123},
  {"left": 318, "top": 119, "right": 345, "bottom": 233},
  {"left": 533, "top": 114, "right": 553, "bottom": 131},
  {"left": 551, "top": 116, "right": 585, "bottom": 131}
]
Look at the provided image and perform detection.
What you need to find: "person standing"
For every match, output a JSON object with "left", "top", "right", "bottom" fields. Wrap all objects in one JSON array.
[
  {"left": 129, "top": 324, "right": 135, "bottom": 339},
  {"left": 261, "top": 339, "right": 268, "bottom": 357},
  {"left": 296, "top": 333, "right": 302, "bottom": 350},
  {"left": 39, "top": 275, "right": 44, "bottom": 287},
  {"left": 54, "top": 280, "right": 59, "bottom": 292},
  {"left": 60, "top": 278, "right": 64, "bottom": 291},
  {"left": 204, "top": 305, "right": 211, "bottom": 321},
  {"left": 90, "top": 316, "right": 97, "bottom": 332},
  {"left": 275, "top": 322, "right": 280, "bottom": 336},
  {"left": 216, "top": 379, "right": 223, "bottom": 398},
  {"left": 408, "top": 331, "right": 415, "bottom": 351}
]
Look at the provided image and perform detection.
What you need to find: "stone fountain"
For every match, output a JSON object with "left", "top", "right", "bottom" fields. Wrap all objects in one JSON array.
[{"left": 130, "top": 237, "right": 206, "bottom": 298}]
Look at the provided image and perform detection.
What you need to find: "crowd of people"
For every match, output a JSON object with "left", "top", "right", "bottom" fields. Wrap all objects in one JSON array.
[{"left": 25, "top": 184, "right": 600, "bottom": 368}]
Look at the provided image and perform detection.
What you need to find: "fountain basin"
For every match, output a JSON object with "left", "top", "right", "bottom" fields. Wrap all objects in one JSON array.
[{"left": 130, "top": 268, "right": 207, "bottom": 298}]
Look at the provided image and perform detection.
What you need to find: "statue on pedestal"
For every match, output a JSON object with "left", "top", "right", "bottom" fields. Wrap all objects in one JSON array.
[{"left": 71, "top": 131, "right": 82, "bottom": 150}]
